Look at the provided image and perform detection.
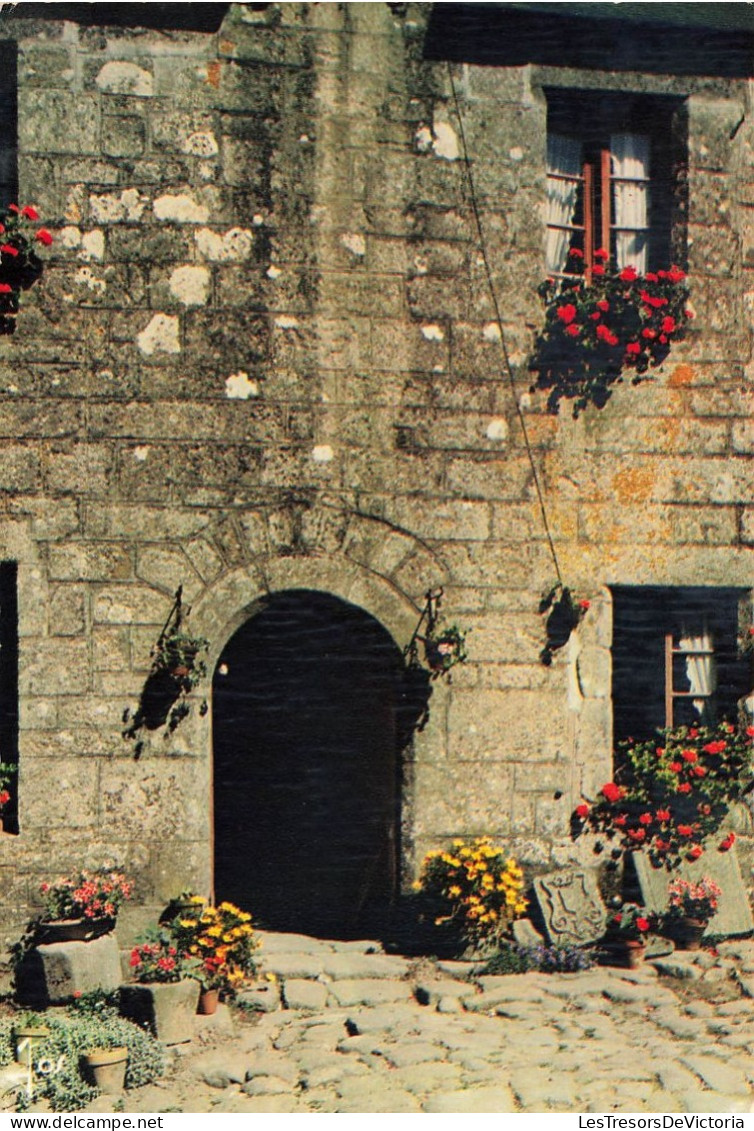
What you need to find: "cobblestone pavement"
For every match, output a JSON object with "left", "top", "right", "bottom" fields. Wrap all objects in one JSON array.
[{"left": 19, "top": 933, "right": 754, "bottom": 1114}]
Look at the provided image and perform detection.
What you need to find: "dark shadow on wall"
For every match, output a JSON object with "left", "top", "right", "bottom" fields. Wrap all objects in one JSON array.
[{"left": 213, "top": 590, "right": 430, "bottom": 941}]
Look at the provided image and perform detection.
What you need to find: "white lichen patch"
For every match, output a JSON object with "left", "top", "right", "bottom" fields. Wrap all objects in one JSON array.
[
  {"left": 169, "top": 265, "right": 210, "bottom": 307},
  {"left": 225, "top": 372, "right": 259, "bottom": 400},
  {"left": 95, "top": 61, "right": 153, "bottom": 97},
  {"left": 341, "top": 232, "right": 366, "bottom": 258},
  {"left": 137, "top": 314, "right": 180, "bottom": 356},
  {"left": 133, "top": 446, "right": 150, "bottom": 461},
  {"left": 195, "top": 227, "right": 253, "bottom": 262},
  {"left": 483, "top": 322, "right": 502, "bottom": 342},
  {"left": 180, "top": 131, "right": 219, "bottom": 157},
  {"left": 312, "top": 444, "right": 334, "bottom": 463},
  {"left": 266, "top": 264, "right": 282, "bottom": 280},
  {"left": 486, "top": 417, "right": 509, "bottom": 442},
  {"left": 432, "top": 120, "right": 460, "bottom": 161},
  {"left": 154, "top": 194, "right": 210, "bottom": 224},
  {"left": 80, "top": 230, "right": 105, "bottom": 262},
  {"left": 421, "top": 324, "right": 445, "bottom": 342},
  {"left": 74, "top": 267, "right": 106, "bottom": 294},
  {"left": 519, "top": 392, "right": 533, "bottom": 411},
  {"left": 252, "top": 214, "right": 264, "bottom": 227},
  {"left": 60, "top": 226, "right": 82, "bottom": 250},
  {"left": 509, "top": 146, "right": 524, "bottom": 162},
  {"left": 413, "top": 256, "right": 428, "bottom": 276},
  {"left": 90, "top": 189, "right": 146, "bottom": 224},
  {"left": 415, "top": 125, "right": 433, "bottom": 153},
  {"left": 275, "top": 315, "right": 299, "bottom": 330}
]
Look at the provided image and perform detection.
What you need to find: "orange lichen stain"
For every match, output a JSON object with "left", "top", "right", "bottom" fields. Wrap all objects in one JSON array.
[
  {"left": 220, "top": 39, "right": 235, "bottom": 54},
  {"left": 612, "top": 466, "right": 655, "bottom": 504},
  {"left": 205, "top": 61, "right": 222, "bottom": 88},
  {"left": 668, "top": 363, "right": 695, "bottom": 387}
]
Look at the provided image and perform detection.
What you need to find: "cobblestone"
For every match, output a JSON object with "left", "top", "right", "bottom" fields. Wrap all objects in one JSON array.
[{"left": 48, "top": 932, "right": 752, "bottom": 1113}]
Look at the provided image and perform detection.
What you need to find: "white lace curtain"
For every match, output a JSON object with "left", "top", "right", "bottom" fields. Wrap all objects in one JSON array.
[
  {"left": 545, "top": 133, "right": 583, "bottom": 274},
  {"left": 611, "top": 132, "right": 650, "bottom": 273},
  {"left": 679, "top": 626, "right": 716, "bottom": 721}
]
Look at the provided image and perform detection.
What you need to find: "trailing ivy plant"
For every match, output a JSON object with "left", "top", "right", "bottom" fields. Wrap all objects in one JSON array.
[
  {"left": 13, "top": 1005, "right": 164, "bottom": 1111},
  {"left": 529, "top": 250, "right": 692, "bottom": 416}
]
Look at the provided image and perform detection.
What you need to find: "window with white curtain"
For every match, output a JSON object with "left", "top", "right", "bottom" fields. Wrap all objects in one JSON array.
[
  {"left": 544, "top": 89, "right": 687, "bottom": 278},
  {"left": 610, "top": 588, "right": 751, "bottom": 758}
]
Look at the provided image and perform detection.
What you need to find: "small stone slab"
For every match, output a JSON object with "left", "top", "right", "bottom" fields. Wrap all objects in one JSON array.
[
  {"left": 16, "top": 933, "right": 122, "bottom": 1006},
  {"left": 532, "top": 868, "right": 606, "bottom": 946},
  {"left": 327, "top": 978, "right": 413, "bottom": 1008},
  {"left": 264, "top": 953, "right": 325, "bottom": 979},
  {"left": 414, "top": 979, "right": 469, "bottom": 1006},
  {"left": 236, "top": 982, "right": 280, "bottom": 1013},
  {"left": 321, "top": 953, "right": 410, "bottom": 980},
  {"left": 423, "top": 1085, "right": 518, "bottom": 1113},
  {"left": 282, "top": 979, "right": 328, "bottom": 1011},
  {"left": 632, "top": 847, "right": 754, "bottom": 938}
]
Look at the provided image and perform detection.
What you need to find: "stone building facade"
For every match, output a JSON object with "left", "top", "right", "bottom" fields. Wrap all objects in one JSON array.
[{"left": 0, "top": 1, "right": 751, "bottom": 943}]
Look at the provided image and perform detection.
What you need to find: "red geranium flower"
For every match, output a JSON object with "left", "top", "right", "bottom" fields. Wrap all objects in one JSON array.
[
  {"left": 667, "top": 265, "right": 686, "bottom": 283},
  {"left": 681, "top": 749, "right": 698, "bottom": 763},
  {"left": 0, "top": 244, "right": 18, "bottom": 257},
  {"left": 575, "top": 803, "right": 590, "bottom": 819},
  {"left": 591, "top": 264, "right": 605, "bottom": 276},
  {"left": 619, "top": 266, "right": 638, "bottom": 282},
  {"left": 614, "top": 814, "right": 628, "bottom": 828},
  {"left": 677, "top": 825, "right": 693, "bottom": 837},
  {"left": 655, "top": 809, "right": 671, "bottom": 822},
  {"left": 627, "top": 828, "right": 646, "bottom": 843},
  {"left": 594, "top": 248, "right": 609, "bottom": 261},
  {"left": 35, "top": 229, "right": 53, "bottom": 247},
  {"left": 676, "top": 782, "right": 692, "bottom": 794},
  {"left": 569, "top": 248, "right": 584, "bottom": 259},
  {"left": 638, "top": 812, "right": 652, "bottom": 825},
  {"left": 668, "top": 762, "right": 682, "bottom": 773},
  {"left": 719, "top": 833, "right": 735, "bottom": 851},
  {"left": 625, "top": 341, "right": 641, "bottom": 357},
  {"left": 661, "top": 316, "right": 676, "bottom": 334},
  {"left": 687, "top": 845, "right": 703, "bottom": 860},
  {"left": 636, "top": 917, "right": 650, "bottom": 932},
  {"left": 596, "top": 300, "right": 609, "bottom": 312},
  {"left": 578, "top": 599, "right": 590, "bottom": 610},
  {"left": 0, "top": 284, "right": 12, "bottom": 294},
  {"left": 557, "top": 303, "right": 577, "bottom": 325},
  {"left": 692, "top": 766, "right": 706, "bottom": 778},
  {"left": 21, "top": 205, "right": 39, "bottom": 221},
  {"left": 601, "top": 782, "right": 624, "bottom": 803},
  {"left": 703, "top": 740, "right": 726, "bottom": 754},
  {"left": 565, "top": 323, "right": 581, "bottom": 337}
]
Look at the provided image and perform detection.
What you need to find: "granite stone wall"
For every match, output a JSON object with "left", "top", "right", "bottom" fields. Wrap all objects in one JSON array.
[{"left": 0, "top": 3, "right": 750, "bottom": 944}]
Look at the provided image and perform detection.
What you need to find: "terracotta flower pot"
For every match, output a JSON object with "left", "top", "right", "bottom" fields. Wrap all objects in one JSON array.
[
  {"left": 14, "top": 1026, "right": 50, "bottom": 1067},
  {"left": 671, "top": 916, "right": 707, "bottom": 951},
  {"left": 608, "top": 938, "right": 646, "bottom": 969},
  {"left": 83, "top": 1046, "right": 128, "bottom": 1094},
  {"left": 198, "top": 987, "right": 219, "bottom": 1015}
]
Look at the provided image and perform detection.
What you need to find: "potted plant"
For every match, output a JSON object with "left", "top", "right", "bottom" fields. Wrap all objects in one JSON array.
[
  {"left": 0, "top": 203, "right": 53, "bottom": 335},
  {"left": 13, "top": 1011, "right": 50, "bottom": 1067},
  {"left": 539, "top": 583, "right": 590, "bottom": 665},
  {"left": 605, "top": 902, "right": 653, "bottom": 968},
  {"left": 38, "top": 869, "right": 133, "bottom": 942},
  {"left": 663, "top": 877, "right": 721, "bottom": 950},
  {"left": 152, "top": 629, "right": 208, "bottom": 691},
  {"left": 120, "top": 928, "right": 200, "bottom": 1045},
  {"left": 421, "top": 624, "right": 467, "bottom": 678},
  {"left": 169, "top": 896, "right": 260, "bottom": 1012},
  {"left": 529, "top": 251, "right": 692, "bottom": 416},
  {"left": 412, "top": 838, "right": 528, "bottom": 957},
  {"left": 573, "top": 720, "right": 754, "bottom": 868},
  {"left": 81, "top": 1045, "right": 128, "bottom": 1095}
]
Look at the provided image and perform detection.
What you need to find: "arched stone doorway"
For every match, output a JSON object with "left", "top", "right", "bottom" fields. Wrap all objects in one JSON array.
[{"left": 212, "top": 589, "right": 422, "bottom": 939}]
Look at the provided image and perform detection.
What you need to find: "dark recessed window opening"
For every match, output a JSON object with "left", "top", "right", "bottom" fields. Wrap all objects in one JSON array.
[
  {"left": 0, "top": 43, "right": 17, "bottom": 210},
  {"left": 545, "top": 89, "right": 687, "bottom": 279},
  {"left": 611, "top": 586, "right": 751, "bottom": 760}
]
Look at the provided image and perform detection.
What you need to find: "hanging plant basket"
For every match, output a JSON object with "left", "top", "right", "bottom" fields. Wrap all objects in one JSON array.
[
  {"left": 529, "top": 253, "right": 692, "bottom": 416},
  {"left": 539, "top": 583, "right": 590, "bottom": 665}
]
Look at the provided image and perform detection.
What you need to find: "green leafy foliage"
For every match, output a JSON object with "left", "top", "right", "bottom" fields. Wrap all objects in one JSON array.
[
  {"left": 13, "top": 1006, "right": 164, "bottom": 1112},
  {"left": 574, "top": 720, "right": 754, "bottom": 867}
]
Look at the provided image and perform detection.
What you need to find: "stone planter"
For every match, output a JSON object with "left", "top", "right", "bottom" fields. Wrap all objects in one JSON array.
[
  {"left": 82, "top": 1047, "right": 128, "bottom": 1094},
  {"left": 38, "top": 918, "right": 115, "bottom": 944},
  {"left": 120, "top": 979, "right": 199, "bottom": 1045},
  {"left": 14, "top": 1026, "right": 50, "bottom": 1067},
  {"left": 198, "top": 988, "right": 219, "bottom": 1015}
]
